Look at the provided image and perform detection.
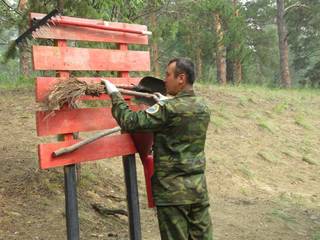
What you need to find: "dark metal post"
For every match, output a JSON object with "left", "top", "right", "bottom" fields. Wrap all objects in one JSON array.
[
  {"left": 64, "top": 164, "right": 80, "bottom": 240},
  {"left": 122, "top": 154, "right": 141, "bottom": 240}
]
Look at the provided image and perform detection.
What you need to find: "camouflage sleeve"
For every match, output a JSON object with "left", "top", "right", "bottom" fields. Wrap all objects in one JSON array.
[{"left": 110, "top": 92, "right": 168, "bottom": 132}]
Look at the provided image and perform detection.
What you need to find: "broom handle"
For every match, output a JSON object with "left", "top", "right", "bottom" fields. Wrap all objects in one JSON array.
[
  {"left": 118, "top": 88, "right": 155, "bottom": 98},
  {"left": 115, "top": 84, "right": 134, "bottom": 89},
  {"left": 52, "top": 126, "right": 121, "bottom": 157}
]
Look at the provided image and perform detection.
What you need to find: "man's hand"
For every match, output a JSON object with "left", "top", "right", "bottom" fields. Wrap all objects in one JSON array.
[
  {"left": 101, "top": 78, "right": 119, "bottom": 95},
  {"left": 153, "top": 92, "right": 169, "bottom": 102}
]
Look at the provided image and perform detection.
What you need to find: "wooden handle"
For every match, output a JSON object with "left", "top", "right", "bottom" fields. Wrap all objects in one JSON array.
[
  {"left": 118, "top": 88, "right": 154, "bottom": 98},
  {"left": 52, "top": 126, "right": 121, "bottom": 157}
]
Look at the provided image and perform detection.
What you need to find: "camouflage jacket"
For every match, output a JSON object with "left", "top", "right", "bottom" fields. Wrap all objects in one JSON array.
[{"left": 110, "top": 89, "right": 211, "bottom": 205}]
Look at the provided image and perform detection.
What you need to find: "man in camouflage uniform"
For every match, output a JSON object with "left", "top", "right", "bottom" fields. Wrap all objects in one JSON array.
[{"left": 102, "top": 58, "right": 213, "bottom": 240}]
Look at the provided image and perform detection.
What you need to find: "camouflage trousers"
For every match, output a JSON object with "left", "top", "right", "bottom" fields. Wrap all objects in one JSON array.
[{"left": 156, "top": 201, "right": 213, "bottom": 240}]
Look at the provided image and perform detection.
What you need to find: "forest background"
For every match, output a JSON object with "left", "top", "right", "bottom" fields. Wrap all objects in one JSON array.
[{"left": 0, "top": 0, "right": 319, "bottom": 89}]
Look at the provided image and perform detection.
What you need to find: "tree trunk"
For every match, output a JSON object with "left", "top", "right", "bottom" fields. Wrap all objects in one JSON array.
[
  {"left": 214, "top": 13, "right": 226, "bottom": 85},
  {"left": 150, "top": 4, "right": 160, "bottom": 77},
  {"left": 234, "top": 59, "right": 242, "bottom": 85},
  {"left": 18, "top": 0, "right": 31, "bottom": 77},
  {"left": 233, "top": 0, "right": 242, "bottom": 85},
  {"left": 57, "top": 0, "right": 64, "bottom": 9},
  {"left": 276, "top": 0, "right": 291, "bottom": 88},
  {"left": 196, "top": 47, "right": 203, "bottom": 80},
  {"left": 226, "top": 47, "right": 234, "bottom": 84}
]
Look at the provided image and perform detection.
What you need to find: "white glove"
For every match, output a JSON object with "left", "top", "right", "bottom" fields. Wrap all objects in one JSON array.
[
  {"left": 153, "top": 92, "right": 169, "bottom": 102},
  {"left": 101, "top": 78, "right": 119, "bottom": 95}
]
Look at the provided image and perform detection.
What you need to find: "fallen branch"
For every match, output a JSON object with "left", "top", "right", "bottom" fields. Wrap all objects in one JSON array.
[{"left": 92, "top": 203, "right": 128, "bottom": 217}]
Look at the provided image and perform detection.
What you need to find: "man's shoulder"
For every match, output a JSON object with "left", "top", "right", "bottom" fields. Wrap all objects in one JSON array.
[{"left": 167, "top": 95, "right": 210, "bottom": 111}]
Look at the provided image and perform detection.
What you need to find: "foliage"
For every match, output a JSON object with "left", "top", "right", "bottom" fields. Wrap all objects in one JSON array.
[
  {"left": 286, "top": 0, "right": 320, "bottom": 87},
  {"left": 243, "top": 0, "right": 279, "bottom": 86},
  {"left": 0, "top": 0, "right": 319, "bottom": 88}
]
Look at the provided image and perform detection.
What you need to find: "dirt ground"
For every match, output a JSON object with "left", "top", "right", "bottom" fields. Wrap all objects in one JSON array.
[{"left": 0, "top": 86, "right": 319, "bottom": 240}]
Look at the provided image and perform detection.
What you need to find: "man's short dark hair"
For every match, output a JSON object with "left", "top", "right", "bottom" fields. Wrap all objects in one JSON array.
[{"left": 168, "top": 58, "right": 195, "bottom": 85}]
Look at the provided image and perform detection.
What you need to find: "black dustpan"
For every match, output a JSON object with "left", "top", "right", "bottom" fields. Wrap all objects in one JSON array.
[
  {"left": 136, "top": 76, "right": 166, "bottom": 95},
  {"left": 123, "top": 76, "right": 166, "bottom": 106}
]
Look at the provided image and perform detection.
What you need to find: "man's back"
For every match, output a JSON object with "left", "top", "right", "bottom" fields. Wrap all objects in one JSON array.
[{"left": 152, "top": 90, "right": 211, "bottom": 206}]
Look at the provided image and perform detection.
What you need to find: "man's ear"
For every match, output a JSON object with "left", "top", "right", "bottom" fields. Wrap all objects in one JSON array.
[{"left": 178, "top": 73, "right": 186, "bottom": 85}]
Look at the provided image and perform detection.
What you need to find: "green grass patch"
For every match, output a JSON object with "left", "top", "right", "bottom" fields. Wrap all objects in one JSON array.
[
  {"left": 213, "top": 103, "right": 233, "bottom": 120},
  {"left": 0, "top": 75, "right": 34, "bottom": 89},
  {"left": 238, "top": 95, "right": 257, "bottom": 106},
  {"left": 79, "top": 168, "right": 99, "bottom": 187},
  {"left": 258, "top": 151, "right": 278, "bottom": 163},
  {"left": 270, "top": 209, "right": 296, "bottom": 223},
  {"left": 313, "top": 231, "right": 320, "bottom": 240},
  {"left": 239, "top": 186, "right": 249, "bottom": 196},
  {"left": 278, "top": 192, "right": 308, "bottom": 206},
  {"left": 302, "top": 156, "right": 318, "bottom": 165},
  {"left": 281, "top": 150, "right": 300, "bottom": 159},
  {"left": 42, "top": 178, "right": 62, "bottom": 195},
  {"left": 257, "top": 118, "right": 276, "bottom": 133},
  {"left": 238, "top": 165, "right": 254, "bottom": 180},
  {"left": 210, "top": 116, "right": 225, "bottom": 129},
  {"left": 272, "top": 102, "right": 289, "bottom": 114},
  {"left": 294, "top": 114, "right": 312, "bottom": 129},
  {"left": 247, "top": 112, "right": 277, "bottom": 133},
  {"left": 238, "top": 96, "right": 248, "bottom": 106}
]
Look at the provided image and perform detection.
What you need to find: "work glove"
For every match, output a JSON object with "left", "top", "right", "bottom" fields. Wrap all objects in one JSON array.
[
  {"left": 153, "top": 92, "right": 169, "bottom": 102},
  {"left": 101, "top": 78, "right": 119, "bottom": 95}
]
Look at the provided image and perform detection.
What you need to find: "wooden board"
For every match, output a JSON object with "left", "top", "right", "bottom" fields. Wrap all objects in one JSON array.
[
  {"left": 32, "top": 46, "right": 150, "bottom": 71},
  {"left": 36, "top": 105, "right": 140, "bottom": 136},
  {"left": 38, "top": 134, "right": 137, "bottom": 169},
  {"left": 35, "top": 77, "right": 141, "bottom": 102},
  {"left": 30, "top": 13, "right": 148, "bottom": 45}
]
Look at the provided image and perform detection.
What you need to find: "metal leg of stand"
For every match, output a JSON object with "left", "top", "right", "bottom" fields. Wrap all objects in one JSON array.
[
  {"left": 122, "top": 154, "right": 141, "bottom": 240},
  {"left": 64, "top": 164, "right": 80, "bottom": 240}
]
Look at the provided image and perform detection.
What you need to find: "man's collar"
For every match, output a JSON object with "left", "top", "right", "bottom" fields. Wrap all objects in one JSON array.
[{"left": 175, "top": 89, "right": 195, "bottom": 98}]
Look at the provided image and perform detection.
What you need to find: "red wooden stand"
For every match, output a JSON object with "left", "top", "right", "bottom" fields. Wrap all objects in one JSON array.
[{"left": 32, "top": 12, "right": 154, "bottom": 240}]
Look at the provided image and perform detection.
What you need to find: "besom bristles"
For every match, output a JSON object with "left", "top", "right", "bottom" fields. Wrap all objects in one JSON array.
[{"left": 44, "top": 78, "right": 105, "bottom": 111}]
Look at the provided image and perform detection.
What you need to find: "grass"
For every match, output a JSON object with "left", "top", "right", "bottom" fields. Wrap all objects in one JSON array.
[
  {"left": 80, "top": 169, "right": 99, "bottom": 187},
  {"left": 206, "top": 83, "right": 320, "bottom": 98},
  {"left": 272, "top": 102, "right": 289, "bottom": 114},
  {"left": 257, "top": 118, "right": 276, "bottom": 133},
  {"left": 238, "top": 96, "right": 249, "bottom": 106},
  {"left": 313, "top": 231, "right": 320, "bottom": 240},
  {"left": 213, "top": 103, "right": 233, "bottom": 120},
  {"left": 270, "top": 209, "right": 296, "bottom": 223},
  {"left": 0, "top": 75, "right": 34, "bottom": 89},
  {"left": 302, "top": 156, "right": 318, "bottom": 165},
  {"left": 258, "top": 151, "right": 278, "bottom": 163},
  {"left": 281, "top": 149, "right": 300, "bottom": 159},
  {"left": 238, "top": 165, "right": 254, "bottom": 180},
  {"left": 277, "top": 192, "right": 308, "bottom": 206},
  {"left": 294, "top": 113, "right": 312, "bottom": 129},
  {"left": 210, "top": 116, "right": 225, "bottom": 129}
]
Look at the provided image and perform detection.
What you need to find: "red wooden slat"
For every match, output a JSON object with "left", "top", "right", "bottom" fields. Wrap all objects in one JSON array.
[
  {"left": 38, "top": 134, "right": 137, "bottom": 169},
  {"left": 32, "top": 46, "right": 150, "bottom": 71},
  {"left": 35, "top": 77, "right": 141, "bottom": 102},
  {"left": 36, "top": 106, "right": 140, "bottom": 136},
  {"left": 30, "top": 13, "right": 148, "bottom": 45},
  {"left": 118, "top": 44, "right": 130, "bottom": 77}
]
